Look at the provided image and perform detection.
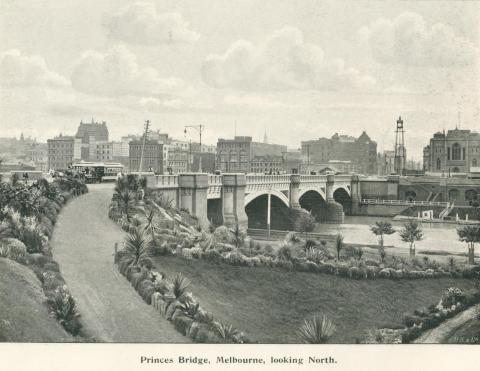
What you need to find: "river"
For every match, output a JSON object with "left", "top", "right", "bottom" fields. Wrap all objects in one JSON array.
[{"left": 313, "top": 216, "right": 468, "bottom": 255}]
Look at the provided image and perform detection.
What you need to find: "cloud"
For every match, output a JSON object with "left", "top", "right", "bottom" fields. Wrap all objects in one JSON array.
[
  {"left": 358, "top": 12, "right": 478, "bottom": 67},
  {"left": 107, "top": 2, "right": 200, "bottom": 45},
  {"left": 0, "top": 49, "right": 69, "bottom": 88},
  {"left": 71, "top": 45, "right": 188, "bottom": 97},
  {"left": 202, "top": 26, "right": 376, "bottom": 92}
]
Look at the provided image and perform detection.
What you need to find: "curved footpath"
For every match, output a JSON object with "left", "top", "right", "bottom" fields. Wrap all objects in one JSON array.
[
  {"left": 414, "top": 303, "right": 480, "bottom": 343},
  {"left": 51, "top": 183, "right": 188, "bottom": 342}
]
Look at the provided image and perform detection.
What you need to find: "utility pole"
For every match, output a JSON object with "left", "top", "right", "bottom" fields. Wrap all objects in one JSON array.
[
  {"left": 139, "top": 120, "right": 150, "bottom": 173},
  {"left": 394, "top": 116, "right": 405, "bottom": 176},
  {"left": 184, "top": 125, "right": 204, "bottom": 172}
]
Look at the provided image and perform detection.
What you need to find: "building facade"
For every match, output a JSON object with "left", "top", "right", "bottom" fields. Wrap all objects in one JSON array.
[
  {"left": 47, "top": 135, "right": 80, "bottom": 171},
  {"left": 129, "top": 140, "right": 163, "bottom": 173},
  {"left": 216, "top": 136, "right": 287, "bottom": 173},
  {"left": 75, "top": 119, "right": 109, "bottom": 161},
  {"left": 95, "top": 142, "right": 114, "bottom": 162},
  {"left": 28, "top": 142, "right": 48, "bottom": 172},
  {"left": 423, "top": 129, "right": 480, "bottom": 174},
  {"left": 250, "top": 155, "right": 284, "bottom": 174},
  {"left": 301, "top": 131, "right": 377, "bottom": 175},
  {"left": 165, "top": 145, "right": 189, "bottom": 174}
]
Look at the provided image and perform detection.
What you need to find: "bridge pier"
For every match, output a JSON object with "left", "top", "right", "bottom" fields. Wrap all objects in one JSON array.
[
  {"left": 289, "top": 174, "right": 301, "bottom": 209},
  {"left": 178, "top": 173, "right": 209, "bottom": 228},
  {"left": 221, "top": 173, "right": 248, "bottom": 229},
  {"left": 351, "top": 174, "right": 361, "bottom": 215},
  {"left": 325, "top": 174, "right": 344, "bottom": 223}
]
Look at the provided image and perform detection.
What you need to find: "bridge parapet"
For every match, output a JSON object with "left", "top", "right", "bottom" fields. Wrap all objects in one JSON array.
[{"left": 245, "top": 174, "right": 291, "bottom": 193}]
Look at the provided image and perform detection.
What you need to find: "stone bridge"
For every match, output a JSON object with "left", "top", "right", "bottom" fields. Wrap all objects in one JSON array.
[{"left": 143, "top": 173, "right": 361, "bottom": 229}]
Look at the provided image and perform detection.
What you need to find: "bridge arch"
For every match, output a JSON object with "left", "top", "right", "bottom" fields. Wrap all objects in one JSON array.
[
  {"left": 245, "top": 191, "right": 291, "bottom": 229},
  {"left": 333, "top": 187, "right": 352, "bottom": 215},
  {"left": 298, "top": 189, "right": 328, "bottom": 221},
  {"left": 244, "top": 189, "right": 290, "bottom": 208}
]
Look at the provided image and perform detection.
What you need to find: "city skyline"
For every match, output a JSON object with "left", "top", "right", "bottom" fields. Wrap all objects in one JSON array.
[{"left": 1, "top": 0, "right": 479, "bottom": 160}]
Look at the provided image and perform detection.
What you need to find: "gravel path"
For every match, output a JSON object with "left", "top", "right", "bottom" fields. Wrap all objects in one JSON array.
[
  {"left": 414, "top": 304, "right": 480, "bottom": 343},
  {"left": 51, "top": 184, "right": 189, "bottom": 343}
]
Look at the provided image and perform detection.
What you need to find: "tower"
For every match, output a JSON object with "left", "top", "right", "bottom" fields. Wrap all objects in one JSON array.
[
  {"left": 263, "top": 127, "right": 268, "bottom": 144},
  {"left": 394, "top": 116, "right": 406, "bottom": 176}
]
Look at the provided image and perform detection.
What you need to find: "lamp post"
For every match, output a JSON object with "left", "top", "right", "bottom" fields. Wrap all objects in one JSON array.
[{"left": 184, "top": 125, "right": 204, "bottom": 172}]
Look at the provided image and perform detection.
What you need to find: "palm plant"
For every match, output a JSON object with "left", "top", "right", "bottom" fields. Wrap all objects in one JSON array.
[
  {"left": 113, "top": 189, "right": 137, "bottom": 221},
  {"left": 370, "top": 221, "right": 396, "bottom": 249},
  {"left": 124, "top": 227, "right": 152, "bottom": 265},
  {"left": 178, "top": 301, "right": 200, "bottom": 319},
  {"left": 457, "top": 225, "right": 480, "bottom": 264},
  {"left": 140, "top": 209, "right": 159, "bottom": 238},
  {"left": 334, "top": 233, "right": 344, "bottom": 260},
  {"left": 399, "top": 221, "right": 424, "bottom": 257},
  {"left": 298, "top": 315, "right": 336, "bottom": 344},
  {"left": 229, "top": 223, "right": 247, "bottom": 248},
  {"left": 213, "top": 322, "right": 240, "bottom": 343},
  {"left": 170, "top": 273, "right": 191, "bottom": 302}
]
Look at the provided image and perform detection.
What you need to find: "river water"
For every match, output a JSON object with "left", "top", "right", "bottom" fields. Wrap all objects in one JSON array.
[{"left": 313, "top": 216, "right": 468, "bottom": 254}]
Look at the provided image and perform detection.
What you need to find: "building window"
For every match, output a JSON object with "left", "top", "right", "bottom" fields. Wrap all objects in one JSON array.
[
  {"left": 452, "top": 143, "right": 461, "bottom": 160},
  {"left": 473, "top": 158, "right": 478, "bottom": 167},
  {"left": 436, "top": 158, "right": 441, "bottom": 170}
]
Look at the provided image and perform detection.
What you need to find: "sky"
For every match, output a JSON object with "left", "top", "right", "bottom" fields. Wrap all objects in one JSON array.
[{"left": 0, "top": 0, "right": 479, "bottom": 160}]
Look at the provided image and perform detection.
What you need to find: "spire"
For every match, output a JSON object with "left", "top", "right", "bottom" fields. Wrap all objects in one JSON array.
[{"left": 263, "top": 127, "right": 268, "bottom": 144}]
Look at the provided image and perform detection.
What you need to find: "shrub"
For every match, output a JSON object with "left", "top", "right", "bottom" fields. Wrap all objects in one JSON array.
[
  {"left": 298, "top": 315, "right": 336, "bottom": 344},
  {"left": 274, "top": 259, "right": 294, "bottom": 271},
  {"left": 203, "top": 249, "right": 222, "bottom": 263},
  {"left": 44, "top": 261, "right": 60, "bottom": 272},
  {"left": 46, "top": 285, "right": 82, "bottom": 335},
  {"left": 42, "top": 271, "right": 66, "bottom": 291},
  {"left": 378, "top": 269, "right": 391, "bottom": 279},
  {"left": 318, "top": 262, "right": 337, "bottom": 275},
  {"left": 170, "top": 273, "right": 191, "bottom": 301},
  {"left": 442, "top": 287, "right": 466, "bottom": 307},
  {"left": 213, "top": 226, "right": 235, "bottom": 244},
  {"left": 227, "top": 250, "right": 249, "bottom": 266},
  {"left": 277, "top": 243, "right": 296, "bottom": 261},
  {"left": 0, "top": 238, "right": 27, "bottom": 262},
  {"left": 366, "top": 265, "right": 379, "bottom": 279},
  {"left": 189, "top": 247, "right": 203, "bottom": 259},
  {"left": 26, "top": 252, "right": 48, "bottom": 267},
  {"left": 401, "top": 326, "right": 423, "bottom": 343},
  {"left": 403, "top": 314, "right": 422, "bottom": 327},
  {"left": 173, "top": 315, "right": 194, "bottom": 336},
  {"left": 138, "top": 280, "right": 155, "bottom": 304},
  {"left": 213, "top": 322, "right": 241, "bottom": 343}
]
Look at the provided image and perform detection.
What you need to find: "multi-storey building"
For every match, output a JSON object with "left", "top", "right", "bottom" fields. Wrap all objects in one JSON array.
[
  {"left": 95, "top": 142, "right": 114, "bottom": 162},
  {"left": 423, "top": 128, "right": 480, "bottom": 174},
  {"left": 47, "top": 135, "right": 81, "bottom": 171},
  {"left": 129, "top": 140, "right": 163, "bottom": 173},
  {"left": 250, "top": 155, "right": 284, "bottom": 174},
  {"left": 216, "top": 136, "right": 287, "bottom": 173},
  {"left": 165, "top": 145, "right": 189, "bottom": 174},
  {"left": 28, "top": 142, "right": 48, "bottom": 172},
  {"left": 301, "top": 131, "right": 377, "bottom": 175},
  {"left": 75, "top": 119, "right": 109, "bottom": 161}
]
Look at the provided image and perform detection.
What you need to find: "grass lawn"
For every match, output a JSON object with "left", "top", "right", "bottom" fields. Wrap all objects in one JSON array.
[
  {"left": 152, "top": 255, "right": 478, "bottom": 343},
  {"left": 0, "top": 258, "right": 74, "bottom": 342}
]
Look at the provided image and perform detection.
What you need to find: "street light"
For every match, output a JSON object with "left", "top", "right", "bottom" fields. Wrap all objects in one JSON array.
[{"left": 184, "top": 125, "right": 204, "bottom": 172}]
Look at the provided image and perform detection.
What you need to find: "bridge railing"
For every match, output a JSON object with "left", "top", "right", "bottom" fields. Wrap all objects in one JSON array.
[
  {"left": 245, "top": 174, "right": 291, "bottom": 192},
  {"left": 299, "top": 175, "right": 327, "bottom": 183},
  {"left": 361, "top": 199, "right": 449, "bottom": 207},
  {"left": 208, "top": 174, "right": 222, "bottom": 186},
  {"left": 155, "top": 175, "right": 179, "bottom": 188}
]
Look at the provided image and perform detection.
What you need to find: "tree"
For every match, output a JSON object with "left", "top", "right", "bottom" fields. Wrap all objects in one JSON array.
[
  {"left": 334, "top": 234, "right": 344, "bottom": 260},
  {"left": 294, "top": 210, "right": 316, "bottom": 236},
  {"left": 399, "top": 221, "right": 424, "bottom": 257},
  {"left": 457, "top": 226, "right": 480, "bottom": 265},
  {"left": 370, "top": 221, "right": 396, "bottom": 249}
]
